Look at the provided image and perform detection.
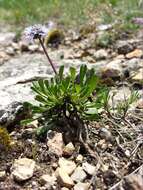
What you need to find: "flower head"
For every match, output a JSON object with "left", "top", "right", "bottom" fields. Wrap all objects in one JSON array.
[
  {"left": 23, "top": 24, "right": 49, "bottom": 42},
  {"left": 132, "top": 17, "right": 143, "bottom": 25}
]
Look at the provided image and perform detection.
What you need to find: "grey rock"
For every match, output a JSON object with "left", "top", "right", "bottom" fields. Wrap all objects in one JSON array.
[
  {"left": 99, "top": 127, "right": 112, "bottom": 141},
  {"left": 93, "top": 49, "right": 108, "bottom": 60},
  {"left": 0, "top": 101, "right": 29, "bottom": 128}
]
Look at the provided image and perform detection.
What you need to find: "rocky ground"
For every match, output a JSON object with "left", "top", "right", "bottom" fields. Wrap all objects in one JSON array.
[{"left": 0, "top": 24, "right": 143, "bottom": 190}]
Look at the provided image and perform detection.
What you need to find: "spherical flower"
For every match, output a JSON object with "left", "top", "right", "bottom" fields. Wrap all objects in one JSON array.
[{"left": 23, "top": 24, "right": 49, "bottom": 42}]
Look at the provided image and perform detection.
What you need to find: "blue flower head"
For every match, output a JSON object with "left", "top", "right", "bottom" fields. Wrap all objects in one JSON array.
[{"left": 23, "top": 24, "right": 49, "bottom": 42}]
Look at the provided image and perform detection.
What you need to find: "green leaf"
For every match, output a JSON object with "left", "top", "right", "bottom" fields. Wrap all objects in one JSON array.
[
  {"left": 79, "top": 65, "right": 87, "bottom": 85},
  {"left": 35, "top": 95, "right": 48, "bottom": 104},
  {"left": 21, "top": 118, "right": 37, "bottom": 125},
  {"left": 70, "top": 67, "right": 76, "bottom": 82},
  {"left": 59, "top": 65, "right": 64, "bottom": 80},
  {"left": 38, "top": 79, "right": 45, "bottom": 93},
  {"left": 75, "top": 84, "right": 81, "bottom": 93},
  {"left": 62, "top": 76, "right": 71, "bottom": 92}
]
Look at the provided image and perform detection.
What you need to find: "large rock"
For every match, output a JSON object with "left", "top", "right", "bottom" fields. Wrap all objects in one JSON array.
[
  {"left": 11, "top": 158, "right": 35, "bottom": 182},
  {"left": 0, "top": 53, "right": 87, "bottom": 111},
  {"left": 0, "top": 53, "right": 90, "bottom": 129}
]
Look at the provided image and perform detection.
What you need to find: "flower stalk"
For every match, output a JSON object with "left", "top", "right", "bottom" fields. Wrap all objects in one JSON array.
[{"left": 38, "top": 37, "right": 57, "bottom": 75}]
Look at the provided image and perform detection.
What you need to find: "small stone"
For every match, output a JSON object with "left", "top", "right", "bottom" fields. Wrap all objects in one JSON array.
[
  {"left": 71, "top": 167, "right": 87, "bottom": 183},
  {"left": 39, "top": 174, "right": 56, "bottom": 186},
  {"left": 0, "top": 171, "right": 6, "bottom": 181},
  {"left": 56, "top": 168, "right": 74, "bottom": 188},
  {"left": 125, "top": 150, "right": 131, "bottom": 157},
  {"left": 76, "top": 154, "right": 83, "bottom": 163},
  {"left": 0, "top": 51, "right": 9, "bottom": 59},
  {"left": 58, "top": 157, "right": 76, "bottom": 175},
  {"left": 136, "top": 99, "right": 143, "bottom": 109},
  {"left": 52, "top": 162, "right": 58, "bottom": 169},
  {"left": 19, "top": 41, "right": 29, "bottom": 52},
  {"left": 132, "top": 69, "right": 143, "bottom": 83},
  {"left": 116, "top": 54, "right": 125, "bottom": 59},
  {"left": 47, "top": 132, "right": 64, "bottom": 157},
  {"left": 11, "top": 42, "right": 19, "bottom": 50},
  {"left": 98, "top": 139, "right": 106, "bottom": 145},
  {"left": 101, "top": 164, "right": 109, "bottom": 172},
  {"left": 93, "top": 49, "right": 108, "bottom": 60},
  {"left": 6, "top": 47, "right": 15, "bottom": 56},
  {"left": 101, "top": 59, "right": 122, "bottom": 78},
  {"left": 0, "top": 32, "right": 15, "bottom": 45},
  {"left": 29, "top": 44, "right": 39, "bottom": 52},
  {"left": 21, "top": 128, "right": 34, "bottom": 139},
  {"left": 63, "top": 142, "right": 75, "bottom": 156},
  {"left": 126, "top": 49, "right": 143, "bottom": 59},
  {"left": 97, "top": 24, "right": 113, "bottom": 31},
  {"left": 99, "top": 127, "right": 112, "bottom": 141},
  {"left": 11, "top": 158, "right": 35, "bottom": 182},
  {"left": 116, "top": 40, "right": 134, "bottom": 54},
  {"left": 74, "top": 182, "right": 90, "bottom": 190},
  {"left": 82, "top": 162, "right": 96, "bottom": 175}
]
